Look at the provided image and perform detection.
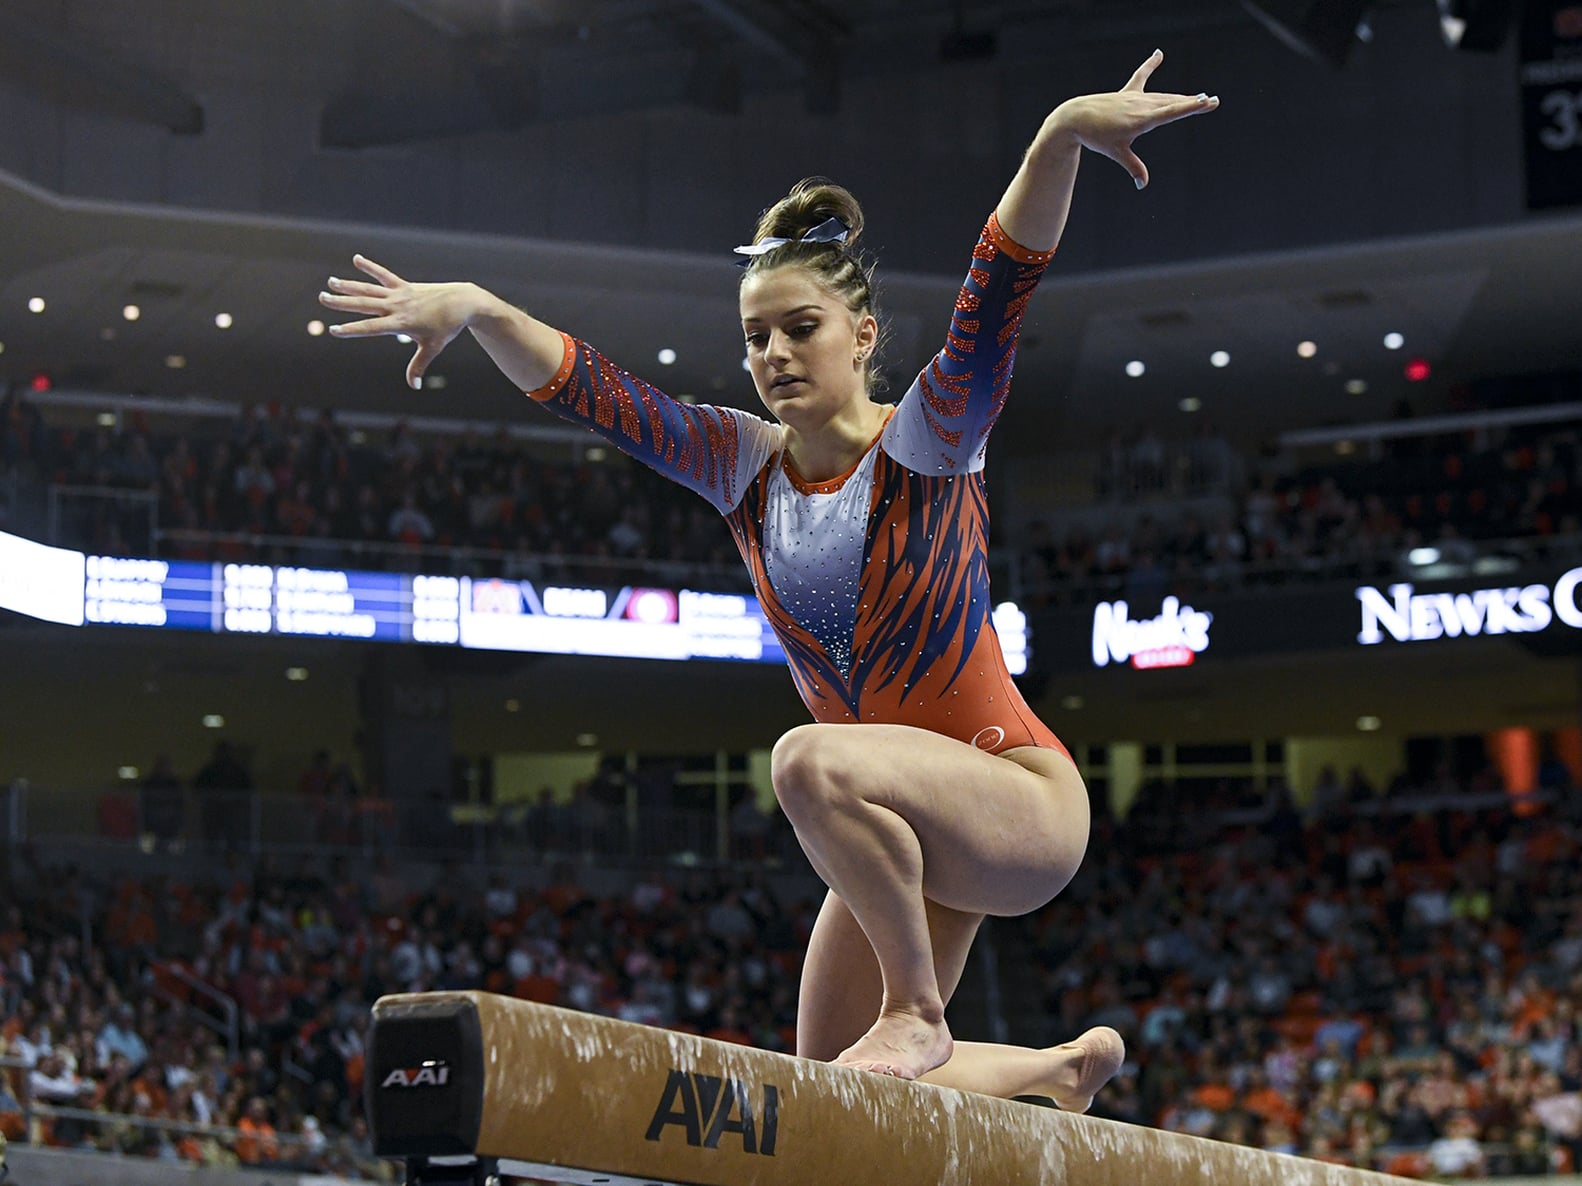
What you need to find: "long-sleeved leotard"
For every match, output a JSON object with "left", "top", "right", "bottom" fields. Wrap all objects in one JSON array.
[{"left": 525, "top": 212, "right": 1067, "bottom": 758}]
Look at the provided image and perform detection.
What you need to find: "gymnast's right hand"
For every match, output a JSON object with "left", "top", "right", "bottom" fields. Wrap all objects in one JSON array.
[{"left": 320, "top": 255, "right": 485, "bottom": 390}]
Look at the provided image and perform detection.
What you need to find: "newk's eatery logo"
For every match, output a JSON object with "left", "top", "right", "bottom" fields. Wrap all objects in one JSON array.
[{"left": 1092, "top": 597, "right": 1214, "bottom": 670}]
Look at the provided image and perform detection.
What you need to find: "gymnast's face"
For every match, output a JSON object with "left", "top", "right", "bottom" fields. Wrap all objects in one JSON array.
[{"left": 740, "top": 265, "right": 877, "bottom": 427}]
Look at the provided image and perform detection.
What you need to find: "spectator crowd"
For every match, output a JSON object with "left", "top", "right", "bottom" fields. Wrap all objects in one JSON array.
[
  {"left": 4, "top": 760, "right": 1582, "bottom": 1178},
  {"left": 5, "top": 384, "right": 1581, "bottom": 605},
  {"left": 1020, "top": 422, "right": 1582, "bottom": 607},
  {"left": 0, "top": 389, "right": 745, "bottom": 589}
]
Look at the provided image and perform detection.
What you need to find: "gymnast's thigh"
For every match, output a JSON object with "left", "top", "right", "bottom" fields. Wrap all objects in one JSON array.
[
  {"left": 772, "top": 722, "right": 1091, "bottom": 917},
  {"left": 795, "top": 888, "right": 982, "bottom": 1061}
]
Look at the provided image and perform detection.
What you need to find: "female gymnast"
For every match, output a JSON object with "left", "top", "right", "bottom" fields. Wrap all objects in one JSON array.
[{"left": 321, "top": 51, "right": 1218, "bottom": 1104}]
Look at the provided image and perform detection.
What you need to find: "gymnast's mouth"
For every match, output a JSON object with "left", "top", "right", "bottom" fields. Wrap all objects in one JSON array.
[{"left": 771, "top": 375, "right": 805, "bottom": 389}]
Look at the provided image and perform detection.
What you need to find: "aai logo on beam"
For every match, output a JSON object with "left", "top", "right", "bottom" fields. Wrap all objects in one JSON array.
[
  {"left": 645, "top": 1069, "right": 780, "bottom": 1157},
  {"left": 1355, "top": 567, "right": 1582, "bottom": 645}
]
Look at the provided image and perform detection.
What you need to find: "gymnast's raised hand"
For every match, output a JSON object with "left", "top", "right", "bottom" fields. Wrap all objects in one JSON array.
[
  {"left": 995, "top": 48, "right": 1218, "bottom": 250},
  {"left": 1053, "top": 48, "right": 1218, "bottom": 190}
]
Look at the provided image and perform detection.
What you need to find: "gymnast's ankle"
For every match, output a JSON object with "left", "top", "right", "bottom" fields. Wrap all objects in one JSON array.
[{"left": 880, "top": 996, "right": 947, "bottom": 1024}]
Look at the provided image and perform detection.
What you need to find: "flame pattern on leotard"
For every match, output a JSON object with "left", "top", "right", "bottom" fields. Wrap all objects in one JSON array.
[{"left": 525, "top": 214, "right": 1066, "bottom": 757}]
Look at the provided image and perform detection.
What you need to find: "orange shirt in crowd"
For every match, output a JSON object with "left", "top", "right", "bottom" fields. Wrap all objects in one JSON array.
[
  {"left": 1243, "top": 1085, "right": 1302, "bottom": 1130},
  {"left": 1192, "top": 1081, "right": 1236, "bottom": 1112},
  {"left": 235, "top": 1116, "right": 279, "bottom": 1164}
]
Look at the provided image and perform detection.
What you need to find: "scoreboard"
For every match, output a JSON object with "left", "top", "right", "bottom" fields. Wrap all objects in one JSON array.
[
  {"left": 83, "top": 558, "right": 436, "bottom": 642},
  {"left": 2, "top": 531, "right": 1032, "bottom": 671},
  {"left": 6, "top": 533, "right": 786, "bottom": 664},
  {"left": 1522, "top": 1, "right": 1582, "bottom": 209},
  {"left": 77, "top": 556, "right": 780, "bottom": 662}
]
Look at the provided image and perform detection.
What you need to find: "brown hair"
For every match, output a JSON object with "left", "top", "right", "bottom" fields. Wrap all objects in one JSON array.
[{"left": 742, "top": 177, "right": 889, "bottom": 394}]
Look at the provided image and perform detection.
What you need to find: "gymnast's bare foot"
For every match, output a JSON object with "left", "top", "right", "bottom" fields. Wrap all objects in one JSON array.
[
  {"left": 834, "top": 1004, "right": 954, "bottom": 1080},
  {"left": 1038, "top": 1026, "right": 1126, "bottom": 1113}
]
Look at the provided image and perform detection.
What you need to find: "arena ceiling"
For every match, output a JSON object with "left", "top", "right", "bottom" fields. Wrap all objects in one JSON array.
[
  {"left": 0, "top": 0, "right": 1577, "bottom": 454},
  {"left": 2, "top": 163, "right": 1576, "bottom": 455}
]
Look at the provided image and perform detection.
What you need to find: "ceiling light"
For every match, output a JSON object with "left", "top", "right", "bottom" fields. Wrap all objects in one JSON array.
[
  {"left": 1408, "top": 546, "right": 1442, "bottom": 566},
  {"left": 285, "top": 667, "right": 309, "bottom": 682},
  {"left": 1125, "top": 360, "right": 1146, "bottom": 378},
  {"left": 118, "top": 766, "right": 139, "bottom": 780},
  {"left": 1335, "top": 440, "right": 1356, "bottom": 456},
  {"left": 1179, "top": 397, "right": 1202, "bottom": 412},
  {"left": 1060, "top": 694, "right": 1085, "bottom": 710},
  {"left": 505, "top": 698, "right": 521, "bottom": 713},
  {"left": 1356, "top": 715, "right": 1382, "bottom": 732},
  {"left": 27, "top": 297, "right": 44, "bottom": 313},
  {"left": 1345, "top": 378, "right": 1368, "bottom": 395},
  {"left": 215, "top": 312, "right": 233, "bottom": 329},
  {"left": 1297, "top": 340, "right": 1317, "bottom": 358},
  {"left": 586, "top": 446, "right": 607, "bottom": 462},
  {"left": 1383, "top": 331, "right": 1405, "bottom": 350},
  {"left": 202, "top": 714, "right": 225, "bottom": 729},
  {"left": 678, "top": 393, "right": 697, "bottom": 405},
  {"left": 575, "top": 732, "right": 599, "bottom": 747},
  {"left": 165, "top": 355, "right": 187, "bottom": 369},
  {"left": 96, "top": 412, "right": 117, "bottom": 427},
  {"left": 307, "top": 320, "right": 326, "bottom": 337},
  {"left": 657, "top": 348, "right": 677, "bottom": 365},
  {"left": 123, "top": 304, "right": 141, "bottom": 322},
  {"left": 425, "top": 374, "right": 447, "bottom": 390},
  {"left": 1210, "top": 350, "right": 1230, "bottom": 368}
]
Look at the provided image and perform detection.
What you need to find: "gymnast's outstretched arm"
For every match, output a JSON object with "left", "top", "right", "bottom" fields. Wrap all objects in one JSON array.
[{"left": 995, "top": 48, "right": 1219, "bottom": 251}]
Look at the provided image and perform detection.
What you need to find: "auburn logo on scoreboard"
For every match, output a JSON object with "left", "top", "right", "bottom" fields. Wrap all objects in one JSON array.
[{"left": 645, "top": 1069, "right": 780, "bottom": 1156}]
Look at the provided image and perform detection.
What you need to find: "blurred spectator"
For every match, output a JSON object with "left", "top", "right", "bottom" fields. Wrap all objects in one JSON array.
[
  {"left": 192, "top": 741, "right": 254, "bottom": 851},
  {"left": 235, "top": 1096, "right": 279, "bottom": 1165},
  {"left": 139, "top": 755, "right": 185, "bottom": 845},
  {"left": 1427, "top": 1111, "right": 1486, "bottom": 1178}
]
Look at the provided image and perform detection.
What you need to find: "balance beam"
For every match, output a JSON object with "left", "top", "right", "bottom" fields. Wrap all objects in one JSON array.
[{"left": 367, "top": 991, "right": 1415, "bottom": 1186}]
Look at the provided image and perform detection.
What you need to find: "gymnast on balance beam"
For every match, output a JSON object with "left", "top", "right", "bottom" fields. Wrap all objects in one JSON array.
[{"left": 323, "top": 51, "right": 1218, "bottom": 1100}]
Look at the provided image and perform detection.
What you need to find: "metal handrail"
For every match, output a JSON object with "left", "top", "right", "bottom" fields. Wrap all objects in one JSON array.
[
  {"left": 1279, "top": 399, "right": 1582, "bottom": 448},
  {"left": 976, "top": 919, "right": 1009, "bottom": 1046},
  {"left": 27, "top": 1102, "right": 315, "bottom": 1155},
  {"left": 149, "top": 962, "right": 240, "bottom": 1062}
]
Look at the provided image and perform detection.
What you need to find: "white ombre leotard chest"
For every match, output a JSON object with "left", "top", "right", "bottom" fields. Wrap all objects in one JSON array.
[{"left": 759, "top": 445, "right": 880, "bottom": 674}]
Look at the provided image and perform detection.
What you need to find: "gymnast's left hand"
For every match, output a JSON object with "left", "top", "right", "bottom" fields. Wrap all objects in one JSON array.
[
  {"left": 319, "top": 255, "right": 488, "bottom": 390},
  {"left": 1043, "top": 49, "right": 1219, "bottom": 190}
]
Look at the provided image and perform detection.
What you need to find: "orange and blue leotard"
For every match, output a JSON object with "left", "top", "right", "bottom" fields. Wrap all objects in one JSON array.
[{"left": 526, "top": 213, "right": 1067, "bottom": 759}]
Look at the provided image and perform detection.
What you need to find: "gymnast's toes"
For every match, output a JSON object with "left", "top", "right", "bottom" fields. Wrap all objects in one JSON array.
[{"left": 1047, "top": 1026, "right": 1126, "bottom": 1113}]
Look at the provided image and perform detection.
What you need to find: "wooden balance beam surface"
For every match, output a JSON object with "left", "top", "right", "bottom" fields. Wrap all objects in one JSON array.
[{"left": 367, "top": 991, "right": 1416, "bottom": 1186}]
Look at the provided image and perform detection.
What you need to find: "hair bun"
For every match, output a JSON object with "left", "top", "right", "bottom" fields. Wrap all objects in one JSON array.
[{"left": 752, "top": 177, "right": 865, "bottom": 250}]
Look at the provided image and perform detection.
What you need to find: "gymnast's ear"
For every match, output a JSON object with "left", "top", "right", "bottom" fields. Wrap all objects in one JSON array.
[{"left": 854, "top": 313, "right": 879, "bottom": 358}]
